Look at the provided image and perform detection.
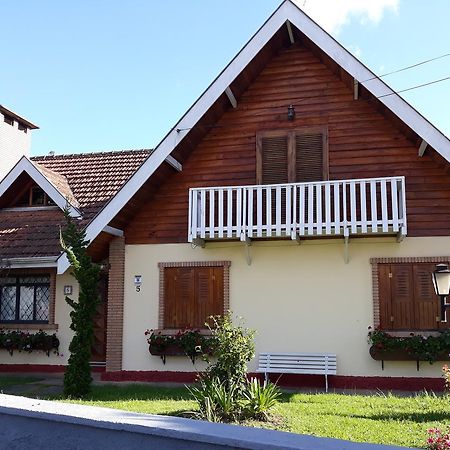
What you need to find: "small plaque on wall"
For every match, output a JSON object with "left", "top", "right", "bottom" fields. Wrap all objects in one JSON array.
[{"left": 64, "top": 285, "right": 73, "bottom": 295}]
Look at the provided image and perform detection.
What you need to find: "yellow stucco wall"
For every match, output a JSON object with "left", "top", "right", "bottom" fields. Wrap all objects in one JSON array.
[
  {"left": 123, "top": 236, "right": 450, "bottom": 378},
  {"left": 0, "top": 271, "right": 76, "bottom": 366}
]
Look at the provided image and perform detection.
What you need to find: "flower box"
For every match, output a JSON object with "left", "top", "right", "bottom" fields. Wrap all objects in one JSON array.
[
  {"left": 0, "top": 330, "right": 60, "bottom": 356},
  {"left": 146, "top": 328, "right": 216, "bottom": 364},
  {"left": 369, "top": 346, "right": 450, "bottom": 362}
]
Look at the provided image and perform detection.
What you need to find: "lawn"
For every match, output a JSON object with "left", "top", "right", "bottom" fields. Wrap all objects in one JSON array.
[
  {"left": 0, "top": 375, "right": 43, "bottom": 389},
  {"left": 61, "top": 384, "right": 450, "bottom": 448}
]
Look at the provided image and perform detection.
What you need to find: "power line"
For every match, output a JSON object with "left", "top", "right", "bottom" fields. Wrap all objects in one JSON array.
[
  {"left": 362, "top": 52, "right": 450, "bottom": 83},
  {"left": 377, "top": 75, "right": 450, "bottom": 99},
  {"left": 176, "top": 69, "right": 450, "bottom": 133}
]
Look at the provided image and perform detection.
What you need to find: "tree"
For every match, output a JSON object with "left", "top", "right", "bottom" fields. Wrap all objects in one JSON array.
[{"left": 60, "top": 209, "right": 100, "bottom": 398}]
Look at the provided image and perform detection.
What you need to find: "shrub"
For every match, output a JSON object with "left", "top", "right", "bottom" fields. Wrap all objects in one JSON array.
[
  {"left": 188, "top": 376, "right": 242, "bottom": 423},
  {"left": 189, "top": 313, "right": 280, "bottom": 423},
  {"left": 443, "top": 365, "right": 450, "bottom": 391},
  {"left": 426, "top": 427, "right": 450, "bottom": 450},
  {"left": 203, "top": 313, "right": 255, "bottom": 390},
  {"left": 242, "top": 377, "right": 281, "bottom": 420}
]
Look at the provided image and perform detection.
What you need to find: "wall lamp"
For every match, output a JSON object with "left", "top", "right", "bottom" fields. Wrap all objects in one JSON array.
[
  {"left": 432, "top": 263, "right": 450, "bottom": 322},
  {"left": 287, "top": 104, "right": 296, "bottom": 121}
]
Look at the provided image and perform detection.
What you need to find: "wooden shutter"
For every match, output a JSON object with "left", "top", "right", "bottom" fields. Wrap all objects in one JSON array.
[
  {"left": 377, "top": 262, "right": 447, "bottom": 331},
  {"left": 378, "top": 264, "right": 393, "bottom": 330},
  {"left": 390, "top": 264, "right": 414, "bottom": 330},
  {"left": 164, "top": 267, "right": 194, "bottom": 329},
  {"left": 256, "top": 134, "right": 289, "bottom": 184},
  {"left": 413, "top": 264, "right": 448, "bottom": 330},
  {"left": 295, "top": 133, "right": 324, "bottom": 182},
  {"left": 164, "top": 266, "right": 224, "bottom": 329}
]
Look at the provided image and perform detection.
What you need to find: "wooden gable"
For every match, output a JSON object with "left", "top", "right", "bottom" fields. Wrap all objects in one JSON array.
[{"left": 124, "top": 40, "right": 450, "bottom": 244}]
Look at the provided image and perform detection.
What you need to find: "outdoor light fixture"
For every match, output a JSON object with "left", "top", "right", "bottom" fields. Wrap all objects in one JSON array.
[
  {"left": 287, "top": 104, "right": 295, "bottom": 121},
  {"left": 432, "top": 263, "right": 450, "bottom": 322}
]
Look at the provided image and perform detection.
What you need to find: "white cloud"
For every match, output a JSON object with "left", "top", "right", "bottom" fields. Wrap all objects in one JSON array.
[{"left": 293, "top": 0, "right": 399, "bottom": 34}]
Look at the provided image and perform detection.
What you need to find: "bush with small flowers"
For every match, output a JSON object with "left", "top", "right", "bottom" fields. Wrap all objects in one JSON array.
[{"left": 426, "top": 428, "right": 450, "bottom": 450}]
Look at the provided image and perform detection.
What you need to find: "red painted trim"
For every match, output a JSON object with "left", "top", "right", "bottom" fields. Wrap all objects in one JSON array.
[
  {"left": 101, "top": 371, "right": 445, "bottom": 391},
  {"left": 101, "top": 370, "right": 197, "bottom": 383},
  {"left": 0, "top": 364, "right": 105, "bottom": 373}
]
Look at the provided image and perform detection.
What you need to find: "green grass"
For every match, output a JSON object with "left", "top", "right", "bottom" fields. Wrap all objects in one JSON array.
[
  {"left": 0, "top": 375, "right": 44, "bottom": 389},
  {"left": 59, "top": 384, "right": 450, "bottom": 448}
]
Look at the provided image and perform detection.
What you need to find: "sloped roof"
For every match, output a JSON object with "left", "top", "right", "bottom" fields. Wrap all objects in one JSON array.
[
  {"left": 60, "top": 0, "right": 450, "bottom": 276},
  {"left": 0, "top": 150, "right": 151, "bottom": 260},
  {"left": 0, "top": 209, "right": 65, "bottom": 258},
  {"left": 33, "top": 162, "right": 79, "bottom": 208},
  {"left": 31, "top": 149, "right": 152, "bottom": 225}
]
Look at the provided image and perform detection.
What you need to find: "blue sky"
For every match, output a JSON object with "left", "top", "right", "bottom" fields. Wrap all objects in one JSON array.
[{"left": 1, "top": 0, "right": 449, "bottom": 156}]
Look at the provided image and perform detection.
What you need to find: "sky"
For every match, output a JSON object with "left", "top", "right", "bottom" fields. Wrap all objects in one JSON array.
[{"left": 1, "top": 0, "right": 449, "bottom": 156}]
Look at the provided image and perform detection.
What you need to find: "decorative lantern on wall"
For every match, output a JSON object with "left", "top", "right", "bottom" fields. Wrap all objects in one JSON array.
[{"left": 432, "top": 263, "right": 450, "bottom": 322}]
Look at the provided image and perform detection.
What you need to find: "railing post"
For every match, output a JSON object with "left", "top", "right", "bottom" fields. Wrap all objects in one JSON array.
[{"left": 188, "top": 189, "right": 193, "bottom": 242}]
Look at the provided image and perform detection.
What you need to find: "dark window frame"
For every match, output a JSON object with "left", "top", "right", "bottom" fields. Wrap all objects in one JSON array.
[{"left": 0, "top": 275, "right": 51, "bottom": 324}]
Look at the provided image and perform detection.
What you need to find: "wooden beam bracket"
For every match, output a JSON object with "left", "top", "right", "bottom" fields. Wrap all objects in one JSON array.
[
  {"left": 102, "top": 225, "right": 124, "bottom": 237},
  {"left": 192, "top": 238, "right": 205, "bottom": 248},
  {"left": 353, "top": 79, "right": 359, "bottom": 100},
  {"left": 225, "top": 87, "right": 237, "bottom": 109},
  {"left": 343, "top": 227, "right": 350, "bottom": 264},
  {"left": 286, "top": 20, "right": 295, "bottom": 44},
  {"left": 418, "top": 139, "right": 428, "bottom": 157},
  {"left": 396, "top": 226, "right": 406, "bottom": 243}
]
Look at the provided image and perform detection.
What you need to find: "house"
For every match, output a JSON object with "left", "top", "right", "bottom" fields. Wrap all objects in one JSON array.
[{"left": 1, "top": 0, "right": 450, "bottom": 389}]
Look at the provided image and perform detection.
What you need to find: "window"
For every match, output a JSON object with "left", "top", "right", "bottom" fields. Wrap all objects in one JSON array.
[
  {"left": 0, "top": 275, "right": 51, "bottom": 324},
  {"left": 29, "top": 187, "right": 55, "bottom": 207},
  {"left": 158, "top": 261, "right": 230, "bottom": 329},
  {"left": 3, "top": 114, "right": 14, "bottom": 126},
  {"left": 256, "top": 128, "right": 328, "bottom": 185},
  {"left": 372, "top": 258, "right": 449, "bottom": 331}
]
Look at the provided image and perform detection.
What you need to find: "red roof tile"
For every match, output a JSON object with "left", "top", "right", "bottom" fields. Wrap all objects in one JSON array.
[
  {"left": 0, "top": 149, "right": 151, "bottom": 259},
  {"left": 0, "top": 209, "right": 65, "bottom": 258}
]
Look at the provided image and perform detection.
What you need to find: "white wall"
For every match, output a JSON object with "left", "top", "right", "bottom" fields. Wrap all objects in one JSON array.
[
  {"left": 122, "top": 236, "right": 450, "bottom": 379},
  {"left": 0, "top": 116, "right": 32, "bottom": 180}
]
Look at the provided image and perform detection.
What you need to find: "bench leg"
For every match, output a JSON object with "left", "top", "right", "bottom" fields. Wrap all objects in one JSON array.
[
  {"left": 265, "top": 372, "right": 268, "bottom": 384},
  {"left": 325, "top": 374, "right": 328, "bottom": 393}
]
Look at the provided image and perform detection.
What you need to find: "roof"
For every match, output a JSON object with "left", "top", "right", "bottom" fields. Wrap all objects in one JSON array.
[
  {"left": 0, "top": 209, "right": 65, "bottom": 258},
  {"left": 0, "top": 105, "right": 39, "bottom": 129},
  {"left": 0, "top": 150, "right": 151, "bottom": 261},
  {"left": 57, "top": 0, "right": 450, "bottom": 275},
  {"left": 31, "top": 149, "right": 152, "bottom": 224}
]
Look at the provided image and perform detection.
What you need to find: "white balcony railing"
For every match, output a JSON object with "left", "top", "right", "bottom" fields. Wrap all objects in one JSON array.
[{"left": 188, "top": 176, "right": 407, "bottom": 242}]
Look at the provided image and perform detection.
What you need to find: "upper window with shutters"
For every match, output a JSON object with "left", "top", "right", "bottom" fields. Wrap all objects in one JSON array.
[{"left": 256, "top": 128, "right": 328, "bottom": 185}]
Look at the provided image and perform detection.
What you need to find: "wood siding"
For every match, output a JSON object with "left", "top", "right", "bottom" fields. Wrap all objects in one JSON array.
[{"left": 126, "top": 42, "right": 450, "bottom": 244}]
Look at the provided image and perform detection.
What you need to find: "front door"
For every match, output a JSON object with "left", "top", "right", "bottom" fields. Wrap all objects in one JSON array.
[{"left": 90, "top": 273, "right": 108, "bottom": 365}]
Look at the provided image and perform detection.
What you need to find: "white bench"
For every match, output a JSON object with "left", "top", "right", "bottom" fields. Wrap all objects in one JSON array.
[{"left": 257, "top": 353, "right": 337, "bottom": 392}]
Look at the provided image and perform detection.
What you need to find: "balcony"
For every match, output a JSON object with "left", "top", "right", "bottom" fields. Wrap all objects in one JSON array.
[{"left": 188, "top": 176, "right": 407, "bottom": 245}]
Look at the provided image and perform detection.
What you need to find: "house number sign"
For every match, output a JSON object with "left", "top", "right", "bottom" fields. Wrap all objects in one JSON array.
[{"left": 134, "top": 275, "right": 142, "bottom": 292}]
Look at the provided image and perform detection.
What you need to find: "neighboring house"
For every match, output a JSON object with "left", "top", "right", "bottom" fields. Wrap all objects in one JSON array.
[
  {"left": 1, "top": 0, "right": 450, "bottom": 389},
  {"left": 0, "top": 105, "right": 39, "bottom": 180}
]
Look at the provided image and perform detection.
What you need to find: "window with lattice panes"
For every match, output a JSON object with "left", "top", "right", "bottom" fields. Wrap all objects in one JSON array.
[
  {"left": 377, "top": 262, "right": 449, "bottom": 331},
  {"left": 256, "top": 128, "right": 328, "bottom": 185},
  {"left": 0, "top": 275, "right": 50, "bottom": 324}
]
